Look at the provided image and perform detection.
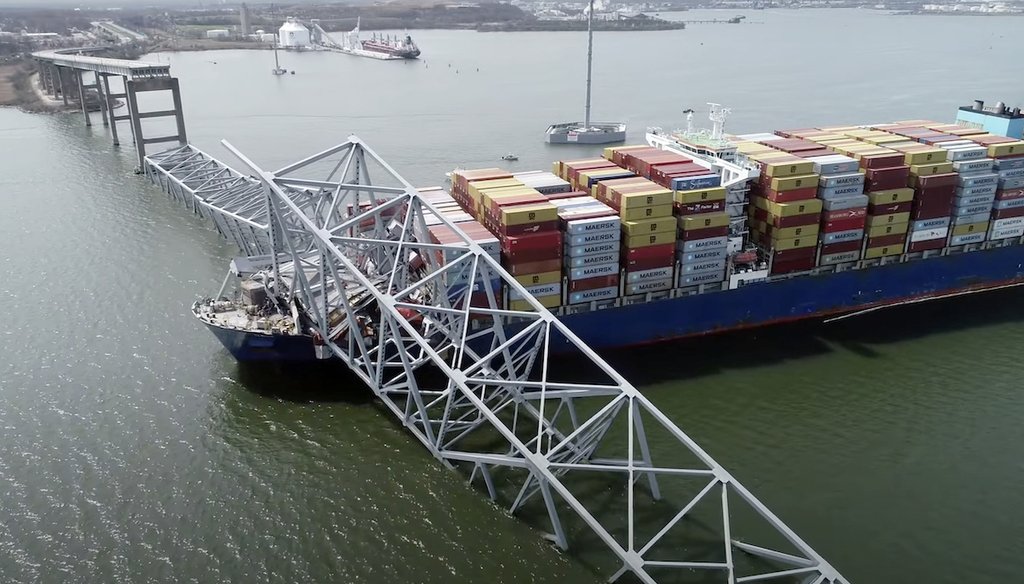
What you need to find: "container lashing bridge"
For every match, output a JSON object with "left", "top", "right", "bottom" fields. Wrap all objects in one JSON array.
[{"left": 144, "top": 136, "right": 850, "bottom": 584}]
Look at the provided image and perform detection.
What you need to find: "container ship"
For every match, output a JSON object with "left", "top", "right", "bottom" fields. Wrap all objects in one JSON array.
[{"left": 195, "top": 100, "right": 1024, "bottom": 361}]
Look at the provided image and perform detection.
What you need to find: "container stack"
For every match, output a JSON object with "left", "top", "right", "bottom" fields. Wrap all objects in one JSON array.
[
  {"left": 890, "top": 142, "right": 954, "bottom": 254},
  {"left": 987, "top": 144, "right": 1024, "bottom": 241},
  {"left": 747, "top": 154, "right": 822, "bottom": 275},
  {"left": 554, "top": 195, "right": 622, "bottom": 306},
  {"left": 600, "top": 179, "right": 676, "bottom": 295},
  {"left": 807, "top": 154, "right": 867, "bottom": 266}
]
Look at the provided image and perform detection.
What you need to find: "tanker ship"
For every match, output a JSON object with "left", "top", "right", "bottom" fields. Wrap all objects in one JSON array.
[{"left": 195, "top": 100, "right": 1024, "bottom": 361}]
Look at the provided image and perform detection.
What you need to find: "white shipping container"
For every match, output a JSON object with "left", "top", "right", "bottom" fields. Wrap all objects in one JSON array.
[
  {"left": 625, "top": 266, "right": 673, "bottom": 283},
  {"left": 564, "top": 241, "right": 619, "bottom": 257},
  {"left": 822, "top": 194, "right": 869, "bottom": 211},
  {"left": 564, "top": 216, "right": 620, "bottom": 235},
  {"left": 992, "top": 217, "right": 1024, "bottom": 230},
  {"left": 569, "top": 262, "right": 618, "bottom": 280},
  {"left": 807, "top": 154, "right": 859, "bottom": 175},
  {"left": 564, "top": 251, "right": 618, "bottom": 268},
  {"left": 910, "top": 227, "right": 949, "bottom": 243},
  {"left": 952, "top": 158, "right": 995, "bottom": 174},
  {"left": 509, "top": 283, "right": 562, "bottom": 301},
  {"left": 819, "top": 172, "right": 866, "bottom": 189},
  {"left": 951, "top": 232, "right": 986, "bottom": 246},
  {"left": 568, "top": 286, "right": 618, "bottom": 305},
  {"left": 566, "top": 230, "right": 620, "bottom": 247},
  {"left": 678, "top": 270, "right": 726, "bottom": 286},
  {"left": 625, "top": 278, "right": 673, "bottom": 295},
  {"left": 990, "top": 225, "right": 1024, "bottom": 240},
  {"left": 681, "top": 236, "right": 729, "bottom": 252},
  {"left": 820, "top": 250, "right": 861, "bottom": 265},
  {"left": 946, "top": 146, "right": 988, "bottom": 161}
]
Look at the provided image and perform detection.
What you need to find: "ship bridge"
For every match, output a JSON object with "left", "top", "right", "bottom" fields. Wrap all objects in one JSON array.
[{"left": 144, "top": 136, "right": 851, "bottom": 584}]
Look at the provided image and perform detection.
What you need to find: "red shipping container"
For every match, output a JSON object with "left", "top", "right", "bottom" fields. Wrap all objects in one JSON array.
[
  {"left": 502, "top": 258, "right": 562, "bottom": 276},
  {"left": 861, "top": 153, "right": 907, "bottom": 169},
  {"left": 971, "top": 135, "right": 1017, "bottom": 145},
  {"left": 762, "top": 186, "right": 818, "bottom": 203},
  {"left": 824, "top": 208, "right": 867, "bottom": 222},
  {"left": 621, "top": 242, "right": 675, "bottom": 262},
  {"left": 770, "top": 246, "right": 816, "bottom": 262},
  {"left": 622, "top": 255, "right": 675, "bottom": 271},
  {"left": 680, "top": 225, "right": 729, "bottom": 241},
  {"left": 821, "top": 216, "right": 867, "bottom": 233},
  {"left": 771, "top": 213, "right": 820, "bottom": 229},
  {"left": 907, "top": 239, "right": 945, "bottom": 253},
  {"left": 501, "top": 230, "right": 563, "bottom": 254},
  {"left": 916, "top": 183, "right": 957, "bottom": 200},
  {"left": 867, "top": 233, "right": 907, "bottom": 248},
  {"left": 568, "top": 274, "right": 620, "bottom": 292},
  {"left": 545, "top": 189, "right": 589, "bottom": 201},
  {"left": 868, "top": 201, "right": 913, "bottom": 215},
  {"left": 751, "top": 206, "right": 768, "bottom": 222},
  {"left": 910, "top": 173, "right": 958, "bottom": 190},
  {"left": 770, "top": 255, "right": 816, "bottom": 275},
  {"left": 997, "top": 188, "right": 1024, "bottom": 201},
  {"left": 865, "top": 166, "right": 910, "bottom": 191},
  {"left": 991, "top": 206, "right": 1024, "bottom": 220},
  {"left": 675, "top": 201, "right": 727, "bottom": 216},
  {"left": 821, "top": 240, "right": 862, "bottom": 254},
  {"left": 496, "top": 220, "right": 561, "bottom": 237},
  {"left": 488, "top": 193, "right": 549, "bottom": 215},
  {"left": 911, "top": 198, "right": 953, "bottom": 220},
  {"left": 614, "top": 147, "right": 658, "bottom": 166}
]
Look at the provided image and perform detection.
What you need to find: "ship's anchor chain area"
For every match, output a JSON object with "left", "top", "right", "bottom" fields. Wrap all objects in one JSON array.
[{"left": 153, "top": 135, "right": 850, "bottom": 584}]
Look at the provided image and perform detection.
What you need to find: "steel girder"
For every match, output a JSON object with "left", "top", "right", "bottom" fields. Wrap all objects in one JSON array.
[{"left": 213, "top": 135, "right": 851, "bottom": 584}]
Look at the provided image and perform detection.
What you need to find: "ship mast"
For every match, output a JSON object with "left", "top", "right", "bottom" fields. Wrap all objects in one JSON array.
[{"left": 584, "top": 0, "right": 594, "bottom": 130}]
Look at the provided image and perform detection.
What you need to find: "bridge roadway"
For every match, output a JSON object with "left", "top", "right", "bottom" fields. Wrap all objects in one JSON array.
[
  {"left": 32, "top": 47, "right": 185, "bottom": 168},
  {"left": 143, "top": 134, "right": 853, "bottom": 584}
]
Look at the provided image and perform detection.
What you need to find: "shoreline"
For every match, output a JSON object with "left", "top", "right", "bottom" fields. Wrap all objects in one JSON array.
[{"left": 0, "top": 62, "right": 76, "bottom": 113}]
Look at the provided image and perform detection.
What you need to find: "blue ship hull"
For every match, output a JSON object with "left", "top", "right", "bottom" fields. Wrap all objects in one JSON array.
[{"left": 203, "top": 243, "right": 1024, "bottom": 362}]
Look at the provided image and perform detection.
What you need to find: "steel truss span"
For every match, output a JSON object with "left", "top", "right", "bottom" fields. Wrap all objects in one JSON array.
[{"left": 214, "top": 135, "right": 849, "bottom": 584}]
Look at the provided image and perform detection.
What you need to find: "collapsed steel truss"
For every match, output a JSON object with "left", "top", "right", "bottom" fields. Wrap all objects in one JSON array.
[{"left": 199, "top": 135, "right": 851, "bottom": 584}]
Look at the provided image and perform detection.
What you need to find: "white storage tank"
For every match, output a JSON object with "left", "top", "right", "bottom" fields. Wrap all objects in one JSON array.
[
  {"left": 206, "top": 29, "right": 230, "bottom": 39},
  {"left": 278, "top": 18, "right": 310, "bottom": 48}
]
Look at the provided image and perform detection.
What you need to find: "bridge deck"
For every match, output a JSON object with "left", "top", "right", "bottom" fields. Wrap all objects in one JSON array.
[{"left": 32, "top": 47, "right": 169, "bottom": 79}]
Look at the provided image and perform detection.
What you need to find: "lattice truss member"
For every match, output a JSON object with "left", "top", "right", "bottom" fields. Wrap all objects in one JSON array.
[{"left": 211, "top": 136, "right": 851, "bottom": 584}]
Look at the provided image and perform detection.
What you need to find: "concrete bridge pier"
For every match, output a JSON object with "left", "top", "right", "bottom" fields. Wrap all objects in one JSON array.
[
  {"left": 125, "top": 77, "right": 188, "bottom": 168},
  {"left": 75, "top": 70, "right": 91, "bottom": 127},
  {"left": 55, "top": 66, "right": 68, "bottom": 106}
]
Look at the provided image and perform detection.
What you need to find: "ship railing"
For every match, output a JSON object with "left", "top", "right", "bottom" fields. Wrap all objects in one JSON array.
[{"left": 217, "top": 134, "right": 851, "bottom": 584}]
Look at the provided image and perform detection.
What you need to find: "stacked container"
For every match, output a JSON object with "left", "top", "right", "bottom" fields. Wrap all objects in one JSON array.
[
  {"left": 555, "top": 196, "right": 622, "bottom": 305},
  {"left": 895, "top": 143, "right": 954, "bottom": 254},
  {"left": 945, "top": 144, "right": 998, "bottom": 245},
  {"left": 747, "top": 154, "right": 822, "bottom": 275},
  {"left": 599, "top": 179, "right": 676, "bottom": 295},
  {"left": 988, "top": 147, "right": 1024, "bottom": 241},
  {"left": 807, "top": 154, "right": 867, "bottom": 266}
]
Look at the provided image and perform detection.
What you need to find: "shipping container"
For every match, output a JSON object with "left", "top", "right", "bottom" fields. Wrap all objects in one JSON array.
[
  {"left": 565, "top": 251, "right": 619, "bottom": 268},
  {"left": 821, "top": 239, "right": 862, "bottom": 254},
  {"left": 866, "top": 212, "right": 911, "bottom": 227},
  {"left": 624, "top": 231, "right": 676, "bottom": 248},
  {"left": 907, "top": 238, "right": 945, "bottom": 253},
  {"left": 623, "top": 217, "right": 676, "bottom": 237},
  {"left": 569, "top": 262, "right": 618, "bottom": 280},
  {"left": 674, "top": 187, "right": 728, "bottom": 205},
  {"left": 867, "top": 222, "right": 909, "bottom": 238},
  {"left": 820, "top": 250, "right": 861, "bottom": 265},
  {"left": 952, "top": 211, "right": 992, "bottom": 225},
  {"left": 509, "top": 282, "right": 562, "bottom": 301},
  {"left": 625, "top": 279, "right": 674, "bottom": 295},
  {"left": 675, "top": 200, "right": 727, "bottom": 216},
  {"left": 864, "top": 244, "right": 903, "bottom": 259},
  {"left": 951, "top": 232, "right": 986, "bottom": 245},
  {"left": 568, "top": 274, "right": 620, "bottom": 292},
  {"left": 951, "top": 221, "right": 989, "bottom": 236},
  {"left": 680, "top": 236, "right": 729, "bottom": 251},
  {"left": 822, "top": 193, "right": 870, "bottom": 211},
  {"left": 866, "top": 232, "right": 907, "bottom": 248},
  {"left": 568, "top": 286, "right": 618, "bottom": 305}
]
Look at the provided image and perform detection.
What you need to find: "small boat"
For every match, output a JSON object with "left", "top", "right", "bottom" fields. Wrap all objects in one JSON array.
[{"left": 501, "top": 154, "right": 519, "bottom": 161}]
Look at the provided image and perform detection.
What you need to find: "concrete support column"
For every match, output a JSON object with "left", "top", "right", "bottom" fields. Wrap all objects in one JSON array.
[
  {"left": 168, "top": 78, "right": 188, "bottom": 146},
  {"left": 95, "top": 72, "right": 109, "bottom": 127},
  {"left": 56, "top": 66, "right": 68, "bottom": 105},
  {"left": 76, "top": 70, "right": 91, "bottom": 127},
  {"left": 122, "top": 75, "right": 137, "bottom": 146},
  {"left": 125, "top": 79, "right": 145, "bottom": 168},
  {"left": 101, "top": 74, "right": 120, "bottom": 146}
]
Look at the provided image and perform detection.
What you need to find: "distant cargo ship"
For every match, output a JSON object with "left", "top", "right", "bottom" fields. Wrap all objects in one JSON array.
[
  {"left": 311, "top": 18, "right": 420, "bottom": 60},
  {"left": 196, "top": 101, "right": 1024, "bottom": 361}
]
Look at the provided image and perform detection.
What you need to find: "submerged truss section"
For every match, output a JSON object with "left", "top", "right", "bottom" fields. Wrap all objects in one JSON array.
[{"left": 216, "top": 136, "right": 850, "bottom": 584}]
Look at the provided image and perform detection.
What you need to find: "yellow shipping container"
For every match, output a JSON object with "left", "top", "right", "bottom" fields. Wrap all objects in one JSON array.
[
  {"left": 771, "top": 235, "right": 817, "bottom": 251},
  {"left": 866, "top": 221, "right": 909, "bottom": 238},
  {"left": 621, "top": 203, "right": 673, "bottom": 221},
  {"left": 509, "top": 295, "right": 561, "bottom": 311},
  {"left": 770, "top": 173, "right": 820, "bottom": 192},
  {"left": 865, "top": 212, "right": 911, "bottom": 227},
  {"left": 764, "top": 158, "right": 815, "bottom": 178},
  {"left": 501, "top": 202, "right": 558, "bottom": 226},
  {"left": 909, "top": 162, "right": 954, "bottom": 176},
  {"left": 864, "top": 244, "right": 903, "bottom": 259},
  {"left": 624, "top": 231, "right": 676, "bottom": 248},
  {"left": 952, "top": 221, "right": 989, "bottom": 236},
  {"left": 469, "top": 178, "right": 522, "bottom": 200},
  {"left": 988, "top": 141, "right": 1024, "bottom": 158},
  {"left": 737, "top": 142, "right": 776, "bottom": 155},
  {"left": 679, "top": 212, "right": 730, "bottom": 231},
  {"left": 867, "top": 188, "right": 915, "bottom": 205},
  {"left": 675, "top": 187, "right": 727, "bottom": 205},
  {"left": 904, "top": 149, "right": 948, "bottom": 165},
  {"left": 552, "top": 161, "right": 562, "bottom": 177},
  {"left": 514, "top": 270, "right": 561, "bottom": 287},
  {"left": 766, "top": 198, "right": 823, "bottom": 217},
  {"left": 614, "top": 189, "right": 674, "bottom": 210},
  {"left": 747, "top": 151, "right": 792, "bottom": 163},
  {"left": 843, "top": 129, "right": 876, "bottom": 138},
  {"left": 770, "top": 224, "right": 820, "bottom": 240},
  {"left": 623, "top": 217, "right": 675, "bottom": 237},
  {"left": 592, "top": 178, "right": 648, "bottom": 198}
]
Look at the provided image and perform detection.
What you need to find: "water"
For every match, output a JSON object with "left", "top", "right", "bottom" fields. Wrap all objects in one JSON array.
[{"left": 1, "top": 8, "right": 1022, "bottom": 583}]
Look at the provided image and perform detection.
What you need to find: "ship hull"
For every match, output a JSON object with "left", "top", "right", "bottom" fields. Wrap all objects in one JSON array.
[{"left": 202, "top": 243, "right": 1024, "bottom": 362}]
